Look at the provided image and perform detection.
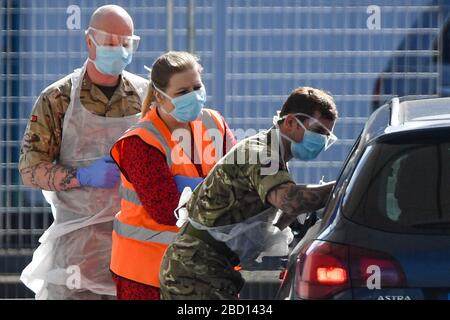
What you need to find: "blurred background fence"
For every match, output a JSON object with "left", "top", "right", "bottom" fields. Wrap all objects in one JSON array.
[{"left": 1, "top": 0, "right": 448, "bottom": 298}]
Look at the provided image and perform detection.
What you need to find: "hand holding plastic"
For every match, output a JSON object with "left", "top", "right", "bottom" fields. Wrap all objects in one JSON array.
[
  {"left": 173, "top": 175, "right": 204, "bottom": 193},
  {"left": 76, "top": 155, "right": 120, "bottom": 188}
]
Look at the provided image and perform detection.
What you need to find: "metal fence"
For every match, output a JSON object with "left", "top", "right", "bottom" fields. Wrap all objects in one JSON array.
[{"left": 0, "top": 0, "right": 446, "bottom": 298}]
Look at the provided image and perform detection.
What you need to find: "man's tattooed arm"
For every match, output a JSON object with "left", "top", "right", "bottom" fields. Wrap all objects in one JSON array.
[
  {"left": 267, "top": 181, "right": 335, "bottom": 230},
  {"left": 20, "top": 162, "right": 81, "bottom": 191}
]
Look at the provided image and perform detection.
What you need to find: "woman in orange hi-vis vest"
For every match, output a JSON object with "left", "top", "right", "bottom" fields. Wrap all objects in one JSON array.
[{"left": 109, "top": 51, "right": 236, "bottom": 300}]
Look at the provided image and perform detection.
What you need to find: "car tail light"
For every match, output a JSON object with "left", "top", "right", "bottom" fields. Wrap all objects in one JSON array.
[
  {"left": 296, "top": 241, "right": 350, "bottom": 299},
  {"left": 316, "top": 267, "right": 347, "bottom": 284},
  {"left": 295, "top": 240, "right": 406, "bottom": 299},
  {"left": 349, "top": 246, "right": 407, "bottom": 288}
]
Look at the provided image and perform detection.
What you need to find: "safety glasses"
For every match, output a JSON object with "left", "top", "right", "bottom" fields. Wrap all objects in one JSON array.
[
  {"left": 86, "top": 27, "right": 140, "bottom": 53},
  {"left": 301, "top": 115, "right": 338, "bottom": 150},
  {"left": 274, "top": 111, "right": 338, "bottom": 150}
]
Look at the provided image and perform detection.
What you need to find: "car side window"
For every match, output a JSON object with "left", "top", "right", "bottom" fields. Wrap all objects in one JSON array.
[
  {"left": 342, "top": 140, "right": 450, "bottom": 235},
  {"left": 320, "top": 133, "right": 363, "bottom": 223}
]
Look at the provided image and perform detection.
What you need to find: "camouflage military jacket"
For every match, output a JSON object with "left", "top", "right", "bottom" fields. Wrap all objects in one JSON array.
[
  {"left": 187, "top": 127, "right": 294, "bottom": 227},
  {"left": 19, "top": 71, "right": 147, "bottom": 170}
]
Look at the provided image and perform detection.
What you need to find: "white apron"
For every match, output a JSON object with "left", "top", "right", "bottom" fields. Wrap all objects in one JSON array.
[{"left": 20, "top": 62, "right": 147, "bottom": 300}]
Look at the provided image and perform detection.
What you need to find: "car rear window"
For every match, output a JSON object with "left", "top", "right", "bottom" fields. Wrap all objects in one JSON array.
[{"left": 342, "top": 138, "right": 450, "bottom": 235}]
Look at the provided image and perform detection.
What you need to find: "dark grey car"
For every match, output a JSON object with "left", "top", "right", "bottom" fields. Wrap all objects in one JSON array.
[{"left": 277, "top": 97, "right": 450, "bottom": 300}]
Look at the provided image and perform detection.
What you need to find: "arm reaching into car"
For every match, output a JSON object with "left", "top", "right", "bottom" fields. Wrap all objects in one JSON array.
[{"left": 267, "top": 181, "right": 335, "bottom": 230}]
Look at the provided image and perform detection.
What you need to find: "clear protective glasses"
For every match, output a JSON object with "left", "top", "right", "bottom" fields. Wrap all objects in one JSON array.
[
  {"left": 85, "top": 27, "right": 140, "bottom": 53},
  {"left": 274, "top": 111, "right": 338, "bottom": 150}
]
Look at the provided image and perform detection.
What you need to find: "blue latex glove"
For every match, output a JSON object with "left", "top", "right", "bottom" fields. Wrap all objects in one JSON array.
[
  {"left": 76, "top": 155, "right": 120, "bottom": 188},
  {"left": 173, "top": 175, "right": 204, "bottom": 193}
]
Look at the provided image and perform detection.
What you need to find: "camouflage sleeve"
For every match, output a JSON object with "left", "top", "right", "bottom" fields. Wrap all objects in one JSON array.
[
  {"left": 246, "top": 163, "right": 294, "bottom": 205},
  {"left": 19, "top": 90, "right": 66, "bottom": 171}
]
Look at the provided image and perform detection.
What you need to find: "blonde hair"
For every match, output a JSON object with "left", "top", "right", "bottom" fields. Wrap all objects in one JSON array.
[{"left": 142, "top": 51, "right": 203, "bottom": 117}]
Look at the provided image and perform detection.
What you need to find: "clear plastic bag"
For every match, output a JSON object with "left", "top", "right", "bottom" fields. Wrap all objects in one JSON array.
[{"left": 189, "top": 207, "right": 293, "bottom": 264}]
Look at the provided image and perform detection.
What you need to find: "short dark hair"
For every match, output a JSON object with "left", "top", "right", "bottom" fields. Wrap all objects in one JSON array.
[{"left": 279, "top": 87, "right": 338, "bottom": 122}]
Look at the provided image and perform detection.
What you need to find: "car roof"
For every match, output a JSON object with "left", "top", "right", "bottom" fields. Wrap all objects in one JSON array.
[
  {"left": 361, "top": 97, "right": 450, "bottom": 146},
  {"left": 393, "top": 97, "right": 450, "bottom": 124}
]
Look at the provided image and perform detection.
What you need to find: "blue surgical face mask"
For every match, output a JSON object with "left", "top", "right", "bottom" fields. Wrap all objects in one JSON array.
[
  {"left": 154, "top": 84, "right": 206, "bottom": 122},
  {"left": 282, "top": 123, "right": 327, "bottom": 161},
  {"left": 89, "top": 35, "right": 133, "bottom": 75},
  {"left": 276, "top": 113, "right": 337, "bottom": 161}
]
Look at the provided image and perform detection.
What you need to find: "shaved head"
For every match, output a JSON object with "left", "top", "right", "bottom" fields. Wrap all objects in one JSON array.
[{"left": 89, "top": 5, "right": 133, "bottom": 36}]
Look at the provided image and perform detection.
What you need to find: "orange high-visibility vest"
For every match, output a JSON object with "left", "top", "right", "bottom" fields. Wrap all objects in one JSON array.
[{"left": 110, "top": 107, "right": 225, "bottom": 287}]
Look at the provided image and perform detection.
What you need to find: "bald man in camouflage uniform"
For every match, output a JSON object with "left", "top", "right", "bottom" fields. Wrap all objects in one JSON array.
[
  {"left": 19, "top": 5, "right": 148, "bottom": 300},
  {"left": 160, "top": 87, "right": 338, "bottom": 300},
  {"left": 20, "top": 75, "right": 144, "bottom": 172}
]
